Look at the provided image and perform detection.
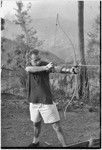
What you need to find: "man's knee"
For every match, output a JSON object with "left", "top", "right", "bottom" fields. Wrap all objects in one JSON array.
[
  {"left": 33, "top": 120, "right": 41, "bottom": 128},
  {"left": 52, "top": 121, "right": 62, "bottom": 132},
  {"left": 33, "top": 121, "right": 42, "bottom": 137}
]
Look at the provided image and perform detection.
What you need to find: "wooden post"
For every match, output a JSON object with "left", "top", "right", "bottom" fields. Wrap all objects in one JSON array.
[{"left": 78, "top": 1, "right": 89, "bottom": 102}]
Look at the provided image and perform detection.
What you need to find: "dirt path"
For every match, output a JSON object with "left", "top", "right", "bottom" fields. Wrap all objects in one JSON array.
[{"left": 1, "top": 98, "right": 100, "bottom": 148}]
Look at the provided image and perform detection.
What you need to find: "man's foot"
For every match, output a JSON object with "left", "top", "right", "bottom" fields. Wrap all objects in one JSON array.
[{"left": 28, "top": 142, "right": 40, "bottom": 147}]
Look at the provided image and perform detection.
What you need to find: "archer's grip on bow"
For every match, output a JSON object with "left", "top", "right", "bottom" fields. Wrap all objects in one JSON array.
[
  {"left": 61, "top": 66, "right": 78, "bottom": 74},
  {"left": 46, "top": 62, "right": 54, "bottom": 70},
  {"left": 70, "top": 66, "right": 78, "bottom": 74},
  {"left": 60, "top": 67, "right": 74, "bottom": 74}
]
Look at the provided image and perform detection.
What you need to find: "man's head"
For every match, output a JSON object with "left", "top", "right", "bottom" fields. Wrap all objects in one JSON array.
[{"left": 29, "top": 49, "right": 41, "bottom": 66}]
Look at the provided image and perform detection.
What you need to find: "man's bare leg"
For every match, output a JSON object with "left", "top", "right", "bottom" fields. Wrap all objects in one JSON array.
[
  {"left": 52, "top": 121, "right": 67, "bottom": 147},
  {"left": 32, "top": 120, "right": 42, "bottom": 144}
]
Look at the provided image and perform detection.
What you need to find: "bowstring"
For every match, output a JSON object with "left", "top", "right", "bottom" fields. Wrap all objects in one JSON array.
[
  {"left": 53, "top": 14, "right": 58, "bottom": 48},
  {"left": 53, "top": 13, "right": 78, "bottom": 119}
]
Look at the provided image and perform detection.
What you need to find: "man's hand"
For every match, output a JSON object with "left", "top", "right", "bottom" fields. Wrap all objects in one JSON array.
[
  {"left": 70, "top": 66, "right": 79, "bottom": 74},
  {"left": 25, "top": 67, "right": 30, "bottom": 72},
  {"left": 45, "top": 62, "right": 54, "bottom": 70}
]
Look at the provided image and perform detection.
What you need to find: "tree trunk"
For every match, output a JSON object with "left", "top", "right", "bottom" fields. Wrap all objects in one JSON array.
[{"left": 78, "top": 1, "right": 89, "bottom": 103}]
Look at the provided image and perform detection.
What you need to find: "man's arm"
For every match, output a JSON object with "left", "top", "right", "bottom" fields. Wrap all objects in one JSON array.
[
  {"left": 52, "top": 66, "right": 78, "bottom": 74},
  {"left": 25, "top": 66, "right": 47, "bottom": 72},
  {"left": 25, "top": 62, "right": 53, "bottom": 73}
]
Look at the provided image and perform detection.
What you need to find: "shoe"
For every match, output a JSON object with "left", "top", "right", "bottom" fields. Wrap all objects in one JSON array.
[{"left": 28, "top": 142, "right": 40, "bottom": 147}]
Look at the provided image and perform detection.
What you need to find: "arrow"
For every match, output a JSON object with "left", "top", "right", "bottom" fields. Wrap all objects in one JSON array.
[{"left": 78, "top": 64, "right": 100, "bottom": 67}]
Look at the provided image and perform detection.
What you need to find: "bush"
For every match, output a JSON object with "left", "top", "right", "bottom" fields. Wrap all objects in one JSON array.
[{"left": 90, "top": 92, "right": 100, "bottom": 106}]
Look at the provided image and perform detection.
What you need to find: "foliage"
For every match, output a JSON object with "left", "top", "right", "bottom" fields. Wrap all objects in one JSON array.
[
  {"left": 1, "top": 37, "right": 6, "bottom": 52},
  {"left": 50, "top": 73, "right": 77, "bottom": 110},
  {"left": 14, "top": 1, "right": 42, "bottom": 54},
  {"left": 86, "top": 15, "right": 100, "bottom": 78},
  {"left": 1, "top": 18, "right": 5, "bottom": 30},
  {"left": 86, "top": 14, "right": 100, "bottom": 105},
  {"left": 2, "top": 1, "right": 43, "bottom": 92}
]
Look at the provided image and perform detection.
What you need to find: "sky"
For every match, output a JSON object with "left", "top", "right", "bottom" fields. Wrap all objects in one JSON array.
[
  {"left": 1, "top": 0, "right": 99, "bottom": 22},
  {"left": 1, "top": 0, "right": 100, "bottom": 60}
]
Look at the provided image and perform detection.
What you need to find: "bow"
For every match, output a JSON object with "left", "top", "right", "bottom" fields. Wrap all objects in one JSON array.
[
  {"left": 54, "top": 14, "right": 100, "bottom": 119},
  {"left": 54, "top": 13, "right": 78, "bottom": 119},
  {"left": 63, "top": 37, "right": 78, "bottom": 119}
]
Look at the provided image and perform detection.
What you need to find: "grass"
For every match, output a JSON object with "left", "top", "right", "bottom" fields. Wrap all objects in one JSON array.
[{"left": 1, "top": 94, "right": 100, "bottom": 147}]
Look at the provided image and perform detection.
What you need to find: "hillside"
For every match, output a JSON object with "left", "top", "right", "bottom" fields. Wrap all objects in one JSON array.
[
  {"left": 1, "top": 37, "right": 65, "bottom": 95},
  {"left": 39, "top": 50, "right": 65, "bottom": 65},
  {"left": 1, "top": 37, "right": 65, "bottom": 66},
  {"left": 1, "top": 17, "right": 93, "bottom": 61}
]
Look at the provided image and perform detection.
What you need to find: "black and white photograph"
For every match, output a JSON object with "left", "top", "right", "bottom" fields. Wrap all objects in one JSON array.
[{"left": 1, "top": 0, "right": 101, "bottom": 148}]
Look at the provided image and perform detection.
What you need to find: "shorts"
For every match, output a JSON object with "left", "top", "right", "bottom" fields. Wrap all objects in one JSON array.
[{"left": 29, "top": 102, "right": 60, "bottom": 124}]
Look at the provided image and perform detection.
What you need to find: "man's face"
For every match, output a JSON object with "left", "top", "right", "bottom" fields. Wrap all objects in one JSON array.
[{"left": 30, "top": 53, "right": 41, "bottom": 66}]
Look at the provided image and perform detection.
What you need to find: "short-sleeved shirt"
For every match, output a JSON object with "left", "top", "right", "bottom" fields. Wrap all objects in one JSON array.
[{"left": 26, "top": 61, "right": 53, "bottom": 104}]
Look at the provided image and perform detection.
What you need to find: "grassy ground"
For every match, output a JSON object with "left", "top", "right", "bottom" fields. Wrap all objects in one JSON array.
[{"left": 1, "top": 94, "right": 100, "bottom": 148}]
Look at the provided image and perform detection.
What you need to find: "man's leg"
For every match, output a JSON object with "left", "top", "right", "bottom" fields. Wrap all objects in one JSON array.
[
  {"left": 40, "top": 103, "right": 67, "bottom": 147},
  {"left": 29, "top": 103, "right": 42, "bottom": 147},
  {"left": 52, "top": 121, "right": 67, "bottom": 147},
  {"left": 32, "top": 120, "right": 42, "bottom": 144}
]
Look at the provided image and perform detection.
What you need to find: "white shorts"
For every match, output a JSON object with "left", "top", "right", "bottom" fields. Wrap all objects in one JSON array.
[{"left": 29, "top": 102, "right": 60, "bottom": 124}]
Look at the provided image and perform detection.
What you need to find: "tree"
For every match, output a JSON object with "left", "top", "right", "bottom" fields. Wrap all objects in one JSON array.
[
  {"left": 1, "top": 18, "right": 6, "bottom": 54},
  {"left": 78, "top": 1, "right": 89, "bottom": 103},
  {"left": 2, "top": 1, "right": 43, "bottom": 96},
  {"left": 14, "top": 1, "right": 42, "bottom": 65},
  {"left": 86, "top": 14, "right": 100, "bottom": 79},
  {"left": 1, "top": 18, "right": 5, "bottom": 30},
  {"left": 86, "top": 14, "right": 100, "bottom": 105}
]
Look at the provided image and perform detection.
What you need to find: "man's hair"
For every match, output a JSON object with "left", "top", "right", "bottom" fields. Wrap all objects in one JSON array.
[{"left": 29, "top": 49, "right": 39, "bottom": 56}]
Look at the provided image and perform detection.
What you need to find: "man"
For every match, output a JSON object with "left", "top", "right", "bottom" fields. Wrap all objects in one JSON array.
[{"left": 25, "top": 49, "right": 78, "bottom": 147}]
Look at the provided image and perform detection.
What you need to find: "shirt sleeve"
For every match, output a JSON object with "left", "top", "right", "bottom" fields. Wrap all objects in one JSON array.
[{"left": 25, "top": 61, "right": 48, "bottom": 73}]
